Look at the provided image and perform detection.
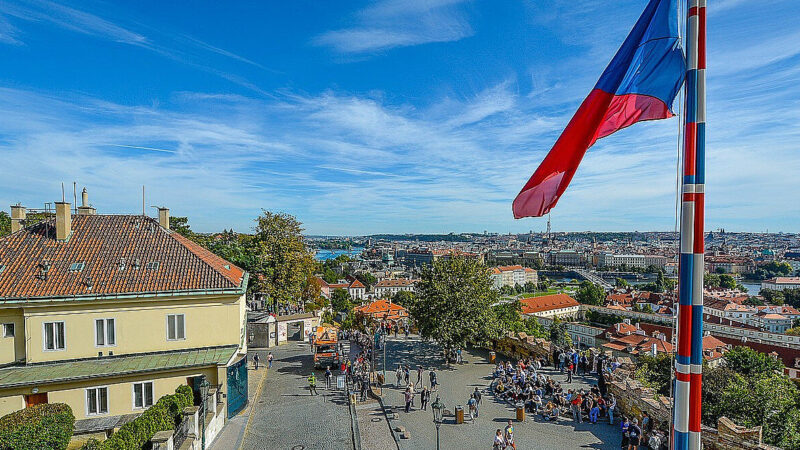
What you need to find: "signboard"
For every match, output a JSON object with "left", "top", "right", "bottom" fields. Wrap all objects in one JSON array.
[{"left": 337, "top": 375, "right": 346, "bottom": 390}]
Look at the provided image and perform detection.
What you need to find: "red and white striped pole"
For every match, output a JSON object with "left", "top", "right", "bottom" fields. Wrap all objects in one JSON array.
[{"left": 673, "top": 0, "right": 705, "bottom": 449}]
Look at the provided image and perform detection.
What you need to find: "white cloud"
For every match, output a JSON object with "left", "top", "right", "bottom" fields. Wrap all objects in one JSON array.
[{"left": 314, "top": 0, "right": 473, "bottom": 53}]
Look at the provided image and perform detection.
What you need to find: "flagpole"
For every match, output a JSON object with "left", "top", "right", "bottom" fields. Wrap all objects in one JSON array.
[{"left": 673, "top": 0, "right": 705, "bottom": 449}]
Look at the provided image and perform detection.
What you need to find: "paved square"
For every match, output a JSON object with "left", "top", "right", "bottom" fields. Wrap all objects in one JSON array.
[{"left": 379, "top": 336, "right": 622, "bottom": 450}]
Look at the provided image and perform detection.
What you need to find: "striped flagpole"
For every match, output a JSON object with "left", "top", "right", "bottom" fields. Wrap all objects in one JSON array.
[
  {"left": 688, "top": 0, "right": 706, "bottom": 448},
  {"left": 673, "top": 0, "right": 705, "bottom": 449}
]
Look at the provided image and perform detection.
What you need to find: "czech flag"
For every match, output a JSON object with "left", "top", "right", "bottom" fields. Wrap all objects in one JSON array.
[{"left": 513, "top": 0, "right": 685, "bottom": 218}]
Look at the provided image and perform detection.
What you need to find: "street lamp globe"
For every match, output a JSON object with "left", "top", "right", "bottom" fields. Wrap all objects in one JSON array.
[{"left": 431, "top": 395, "right": 444, "bottom": 424}]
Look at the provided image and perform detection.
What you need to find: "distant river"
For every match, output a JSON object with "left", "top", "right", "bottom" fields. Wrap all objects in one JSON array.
[
  {"left": 742, "top": 282, "right": 761, "bottom": 296},
  {"left": 314, "top": 247, "right": 364, "bottom": 261}
]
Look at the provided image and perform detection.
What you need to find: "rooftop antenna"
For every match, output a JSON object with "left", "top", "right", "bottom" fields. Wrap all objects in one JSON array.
[
  {"left": 73, "top": 182, "right": 77, "bottom": 214},
  {"left": 61, "top": 182, "right": 66, "bottom": 203},
  {"left": 142, "top": 186, "right": 145, "bottom": 216}
]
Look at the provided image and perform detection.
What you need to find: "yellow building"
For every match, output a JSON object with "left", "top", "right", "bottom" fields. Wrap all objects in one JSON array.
[{"left": 0, "top": 199, "right": 248, "bottom": 437}]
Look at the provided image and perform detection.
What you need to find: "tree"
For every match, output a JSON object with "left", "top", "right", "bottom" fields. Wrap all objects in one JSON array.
[
  {"left": 250, "top": 211, "right": 316, "bottom": 305},
  {"left": 523, "top": 281, "right": 537, "bottom": 293},
  {"left": 354, "top": 271, "right": 377, "bottom": 290},
  {"left": 704, "top": 273, "right": 720, "bottom": 288},
  {"left": 760, "top": 288, "right": 785, "bottom": 306},
  {"left": 575, "top": 281, "right": 605, "bottom": 305},
  {"left": 745, "top": 296, "right": 765, "bottom": 306},
  {"left": 548, "top": 318, "right": 572, "bottom": 349},
  {"left": 615, "top": 277, "right": 630, "bottom": 288},
  {"left": 409, "top": 257, "right": 501, "bottom": 360},
  {"left": 169, "top": 216, "right": 194, "bottom": 238},
  {"left": 330, "top": 288, "right": 353, "bottom": 313},
  {"left": 392, "top": 290, "right": 415, "bottom": 307},
  {"left": 723, "top": 346, "right": 782, "bottom": 376},
  {"left": 719, "top": 274, "right": 737, "bottom": 290},
  {"left": 635, "top": 353, "right": 673, "bottom": 397},
  {"left": 0, "top": 211, "right": 10, "bottom": 237}
]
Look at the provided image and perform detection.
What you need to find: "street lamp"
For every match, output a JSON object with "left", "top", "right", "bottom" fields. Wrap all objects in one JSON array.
[
  {"left": 199, "top": 378, "right": 210, "bottom": 450},
  {"left": 431, "top": 395, "right": 444, "bottom": 450}
]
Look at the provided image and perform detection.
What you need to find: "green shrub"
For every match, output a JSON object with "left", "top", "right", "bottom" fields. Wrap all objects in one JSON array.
[
  {"left": 0, "top": 403, "right": 75, "bottom": 450},
  {"left": 97, "top": 384, "right": 194, "bottom": 449}
]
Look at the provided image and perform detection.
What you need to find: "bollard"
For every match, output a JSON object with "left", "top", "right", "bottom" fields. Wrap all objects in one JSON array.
[
  {"left": 490, "top": 351, "right": 496, "bottom": 363},
  {"left": 455, "top": 405, "right": 464, "bottom": 424},
  {"left": 516, "top": 404, "right": 525, "bottom": 422}
]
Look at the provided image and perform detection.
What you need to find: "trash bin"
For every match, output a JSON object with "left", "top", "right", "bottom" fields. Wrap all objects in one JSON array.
[
  {"left": 516, "top": 403, "right": 525, "bottom": 422},
  {"left": 455, "top": 406, "right": 465, "bottom": 424},
  {"left": 490, "top": 351, "right": 496, "bottom": 363}
]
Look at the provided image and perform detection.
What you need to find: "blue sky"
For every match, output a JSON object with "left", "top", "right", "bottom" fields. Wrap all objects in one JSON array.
[{"left": 1, "top": 0, "right": 799, "bottom": 235}]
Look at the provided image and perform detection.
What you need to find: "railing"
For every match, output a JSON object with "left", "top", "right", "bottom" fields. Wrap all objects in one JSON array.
[{"left": 173, "top": 416, "right": 190, "bottom": 449}]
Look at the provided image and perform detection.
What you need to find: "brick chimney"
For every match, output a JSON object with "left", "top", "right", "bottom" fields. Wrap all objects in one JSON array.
[
  {"left": 10, "top": 204, "right": 25, "bottom": 233},
  {"left": 157, "top": 207, "right": 170, "bottom": 230},
  {"left": 77, "top": 187, "right": 96, "bottom": 215},
  {"left": 55, "top": 202, "right": 71, "bottom": 241}
]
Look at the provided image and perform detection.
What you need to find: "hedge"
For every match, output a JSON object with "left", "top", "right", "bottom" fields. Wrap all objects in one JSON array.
[
  {"left": 0, "top": 403, "right": 75, "bottom": 450},
  {"left": 90, "top": 385, "right": 194, "bottom": 450}
]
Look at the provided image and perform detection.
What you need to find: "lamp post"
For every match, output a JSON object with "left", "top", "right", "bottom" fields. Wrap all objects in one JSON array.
[
  {"left": 431, "top": 395, "right": 444, "bottom": 450},
  {"left": 199, "top": 378, "right": 210, "bottom": 450}
]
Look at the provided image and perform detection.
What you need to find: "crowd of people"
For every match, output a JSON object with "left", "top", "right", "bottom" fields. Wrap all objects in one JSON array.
[{"left": 489, "top": 348, "right": 666, "bottom": 449}]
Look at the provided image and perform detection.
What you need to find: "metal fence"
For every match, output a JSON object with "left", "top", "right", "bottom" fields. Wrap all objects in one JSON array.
[{"left": 173, "top": 415, "right": 190, "bottom": 449}]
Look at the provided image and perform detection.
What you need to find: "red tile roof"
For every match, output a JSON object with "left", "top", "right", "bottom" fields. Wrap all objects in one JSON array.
[
  {"left": 519, "top": 294, "right": 579, "bottom": 315},
  {"left": 354, "top": 299, "right": 408, "bottom": 321},
  {"left": 0, "top": 215, "right": 245, "bottom": 301}
]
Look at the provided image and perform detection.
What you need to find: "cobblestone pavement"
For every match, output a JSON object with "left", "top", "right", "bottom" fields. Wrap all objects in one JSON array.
[
  {"left": 237, "top": 340, "right": 355, "bottom": 450},
  {"left": 381, "top": 335, "right": 622, "bottom": 450}
]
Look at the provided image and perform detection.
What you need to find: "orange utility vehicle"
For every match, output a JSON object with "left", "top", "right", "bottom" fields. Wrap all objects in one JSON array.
[{"left": 312, "top": 326, "right": 341, "bottom": 369}]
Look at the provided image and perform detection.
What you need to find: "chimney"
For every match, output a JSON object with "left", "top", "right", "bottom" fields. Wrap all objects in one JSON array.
[
  {"left": 55, "top": 202, "right": 71, "bottom": 241},
  {"left": 10, "top": 204, "right": 26, "bottom": 233},
  {"left": 157, "top": 207, "right": 170, "bottom": 230},
  {"left": 652, "top": 343, "right": 657, "bottom": 356},
  {"left": 77, "top": 188, "right": 96, "bottom": 215}
]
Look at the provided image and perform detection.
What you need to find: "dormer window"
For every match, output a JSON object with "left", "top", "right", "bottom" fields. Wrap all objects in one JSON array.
[
  {"left": 69, "top": 262, "right": 85, "bottom": 272},
  {"left": 0, "top": 264, "right": 5, "bottom": 274},
  {"left": 146, "top": 261, "right": 160, "bottom": 270}
]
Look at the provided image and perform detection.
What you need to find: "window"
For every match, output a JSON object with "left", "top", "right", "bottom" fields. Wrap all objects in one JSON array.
[
  {"left": 167, "top": 314, "right": 185, "bottom": 340},
  {"left": 133, "top": 382, "right": 154, "bottom": 409},
  {"left": 68, "top": 262, "right": 85, "bottom": 272},
  {"left": 86, "top": 387, "right": 108, "bottom": 415},
  {"left": 2, "top": 323, "right": 13, "bottom": 338},
  {"left": 146, "top": 261, "right": 160, "bottom": 270},
  {"left": 95, "top": 319, "right": 116, "bottom": 347},
  {"left": 43, "top": 322, "right": 65, "bottom": 351}
]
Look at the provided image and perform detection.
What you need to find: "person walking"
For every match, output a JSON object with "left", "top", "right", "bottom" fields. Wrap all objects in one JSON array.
[
  {"left": 608, "top": 394, "right": 617, "bottom": 425},
  {"left": 473, "top": 386, "right": 482, "bottom": 407},
  {"left": 308, "top": 373, "right": 318, "bottom": 396},
  {"left": 396, "top": 365, "right": 403, "bottom": 387},
  {"left": 456, "top": 348, "right": 463, "bottom": 364},
  {"left": 571, "top": 392, "right": 583, "bottom": 423},
  {"left": 467, "top": 394, "right": 477, "bottom": 421},
  {"left": 429, "top": 369, "right": 438, "bottom": 391},
  {"left": 360, "top": 377, "right": 368, "bottom": 402},
  {"left": 404, "top": 388, "right": 413, "bottom": 413},
  {"left": 253, "top": 353, "right": 260, "bottom": 370},
  {"left": 267, "top": 352, "right": 273, "bottom": 369},
  {"left": 421, "top": 386, "right": 430, "bottom": 410},
  {"left": 627, "top": 418, "right": 642, "bottom": 450},
  {"left": 620, "top": 417, "right": 630, "bottom": 449},
  {"left": 404, "top": 365, "right": 411, "bottom": 386},
  {"left": 566, "top": 363, "right": 574, "bottom": 383},
  {"left": 417, "top": 366, "right": 424, "bottom": 385},
  {"left": 493, "top": 429, "right": 505, "bottom": 450},
  {"left": 325, "top": 366, "right": 333, "bottom": 389},
  {"left": 504, "top": 420, "right": 516, "bottom": 450}
]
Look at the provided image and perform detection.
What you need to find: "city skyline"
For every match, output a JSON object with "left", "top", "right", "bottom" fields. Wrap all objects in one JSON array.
[{"left": 1, "top": 0, "right": 799, "bottom": 235}]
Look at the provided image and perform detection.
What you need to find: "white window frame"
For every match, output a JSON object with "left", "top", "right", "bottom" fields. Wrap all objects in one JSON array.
[
  {"left": 2, "top": 323, "right": 13, "bottom": 338},
  {"left": 166, "top": 314, "right": 186, "bottom": 341},
  {"left": 132, "top": 381, "right": 154, "bottom": 410},
  {"left": 43, "top": 321, "right": 66, "bottom": 352},
  {"left": 94, "top": 318, "right": 116, "bottom": 347},
  {"left": 85, "top": 386, "right": 109, "bottom": 416}
]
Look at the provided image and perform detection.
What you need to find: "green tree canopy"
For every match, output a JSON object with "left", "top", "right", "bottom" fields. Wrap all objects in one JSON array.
[
  {"left": 722, "top": 346, "right": 782, "bottom": 376},
  {"left": 251, "top": 211, "right": 316, "bottom": 304},
  {"left": 575, "top": 281, "right": 605, "bottom": 305},
  {"left": 718, "top": 274, "right": 737, "bottom": 289},
  {"left": 548, "top": 318, "right": 572, "bottom": 349},
  {"left": 355, "top": 271, "right": 377, "bottom": 290},
  {"left": 0, "top": 211, "right": 10, "bottom": 237},
  {"left": 409, "top": 257, "right": 501, "bottom": 358},
  {"left": 169, "top": 216, "right": 194, "bottom": 238},
  {"left": 392, "top": 290, "right": 416, "bottom": 307},
  {"left": 330, "top": 288, "right": 353, "bottom": 313}
]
